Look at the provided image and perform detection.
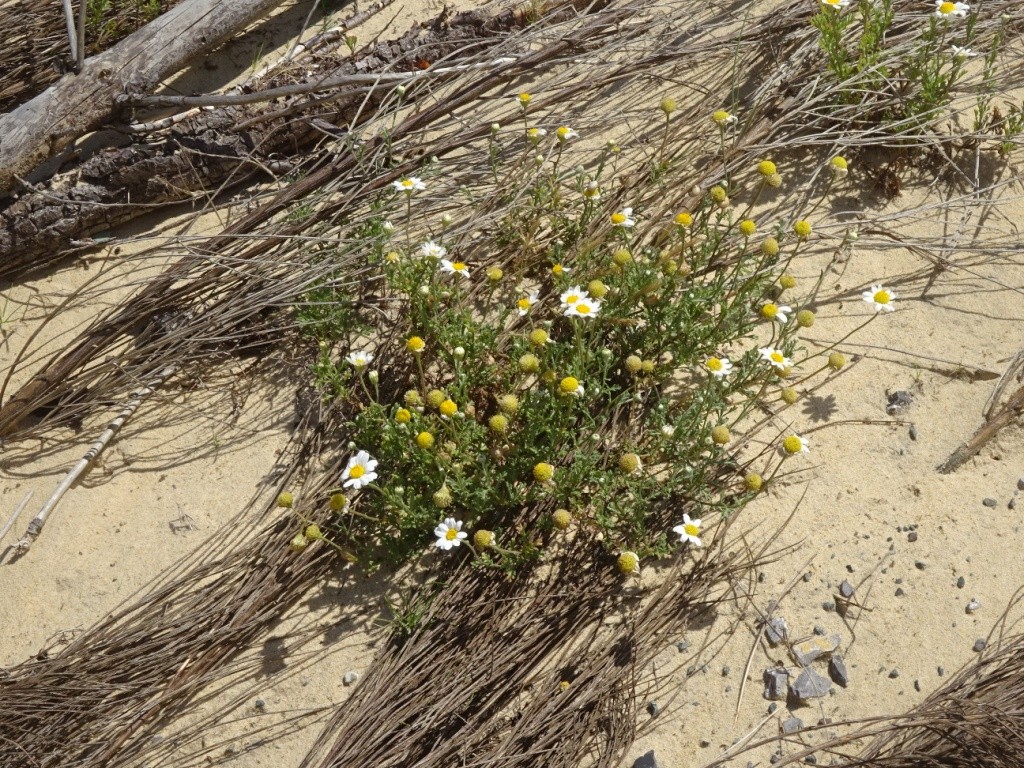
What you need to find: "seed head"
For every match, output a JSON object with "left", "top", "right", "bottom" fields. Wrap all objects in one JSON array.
[
  {"left": 519, "top": 353, "right": 541, "bottom": 373},
  {"left": 416, "top": 431, "right": 435, "bottom": 449},
  {"left": 277, "top": 491, "right": 294, "bottom": 508},
  {"left": 618, "top": 453, "right": 642, "bottom": 474},
  {"left": 474, "top": 530, "right": 496, "bottom": 549},
  {"left": 533, "top": 462, "right": 555, "bottom": 482},
  {"left": 793, "top": 220, "right": 812, "bottom": 239},
  {"left": 796, "top": 309, "right": 815, "bottom": 327},
  {"left": 432, "top": 485, "right": 453, "bottom": 508},
  {"left": 488, "top": 414, "right": 509, "bottom": 433},
  {"left": 529, "top": 328, "right": 550, "bottom": 346},
  {"left": 828, "top": 352, "right": 847, "bottom": 370},
  {"left": 289, "top": 533, "right": 309, "bottom": 552},
  {"left": 781, "top": 387, "right": 799, "bottom": 405},
  {"left": 304, "top": 524, "right": 324, "bottom": 540},
  {"left": 739, "top": 219, "right": 757, "bottom": 237},
  {"left": 587, "top": 279, "right": 608, "bottom": 299},
  {"left": 660, "top": 96, "right": 678, "bottom": 116},
  {"left": 329, "top": 493, "right": 349, "bottom": 512},
  {"left": 761, "top": 237, "right": 780, "bottom": 257},
  {"left": 625, "top": 355, "right": 643, "bottom": 374},
  {"left": 779, "top": 274, "right": 796, "bottom": 290},
  {"left": 497, "top": 394, "right": 520, "bottom": 413},
  {"left": 711, "top": 425, "right": 731, "bottom": 445},
  {"left": 439, "top": 399, "right": 458, "bottom": 417},
  {"left": 744, "top": 473, "right": 763, "bottom": 492},
  {"left": 487, "top": 266, "right": 504, "bottom": 282},
  {"left": 617, "top": 551, "right": 640, "bottom": 575},
  {"left": 612, "top": 248, "right": 633, "bottom": 267},
  {"left": 395, "top": 408, "right": 412, "bottom": 424},
  {"left": 427, "top": 389, "right": 447, "bottom": 408},
  {"left": 552, "top": 508, "right": 572, "bottom": 530},
  {"left": 757, "top": 160, "right": 777, "bottom": 177},
  {"left": 404, "top": 389, "right": 423, "bottom": 407}
]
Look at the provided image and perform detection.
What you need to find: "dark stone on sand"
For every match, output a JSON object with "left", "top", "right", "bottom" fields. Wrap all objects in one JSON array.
[
  {"left": 763, "top": 667, "right": 789, "bottom": 700},
  {"left": 782, "top": 716, "right": 803, "bottom": 734},
  {"left": 791, "top": 668, "right": 831, "bottom": 700}
]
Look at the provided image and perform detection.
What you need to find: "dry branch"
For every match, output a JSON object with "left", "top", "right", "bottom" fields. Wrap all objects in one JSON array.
[
  {"left": 0, "top": 0, "right": 284, "bottom": 199},
  {"left": 937, "top": 381, "right": 1024, "bottom": 474},
  {"left": 0, "top": 6, "right": 522, "bottom": 280},
  {"left": 12, "top": 365, "right": 177, "bottom": 554},
  {"left": 0, "top": 0, "right": 186, "bottom": 114}
]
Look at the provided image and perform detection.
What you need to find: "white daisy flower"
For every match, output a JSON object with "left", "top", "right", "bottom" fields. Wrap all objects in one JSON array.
[
  {"left": 555, "top": 126, "right": 579, "bottom": 143},
  {"left": 526, "top": 127, "right": 547, "bottom": 144},
  {"left": 564, "top": 297, "right": 601, "bottom": 318},
  {"left": 610, "top": 208, "right": 636, "bottom": 228},
  {"left": 342, "top": 450, "right": 378, "bottom": 489},
  {"left": 440, "top": 259, "right": 471, "bottom": 279},
  {"left": 434, "top": 517, "right": 468, "bottom": 550},
  {"left": 819, "top": 0, "right": 850, "bottom": 7},
  {"left": 516, "top": 289, "right": 539, "bottom": 316},
  {"left": 758, "top": 346, "right": 793, "bottom": 370},
  {"left": 393, "top": 176, "right": 426, "bottom": 194},
  {"left": 672, "top": 514, "right": 704, "bottom": 548},
  {"left": 761, "top": 302, "right": 792, "bottom": 324},
  {"left": 951, "top": 45, "right": 978, "bottom": 59},
  {"left": 935, "top": 0, "right": 969, "bottom": 17},
  {"left": 712, "top": 110, "right": 737, "bottom": 127},
  {"left": 781, "top": 434, "right": 810, "bottom": 455},
  {"left": 583, "top": 181, "right": 601, "bottom": 201},
  {"left": 559, "top": 285, "right": 588, "bottom": 309},
  {"left": 862, "top": 284, "right": 896, "bottom": 312},
  {"left": 704, "top": 356, "right": 733, "bottom": 378},
  {"left": 346, "top": 350, "right": 373, "bottom": 369},
  {"left": 419, "top": 240, "right": 447, "bottom": 259}
]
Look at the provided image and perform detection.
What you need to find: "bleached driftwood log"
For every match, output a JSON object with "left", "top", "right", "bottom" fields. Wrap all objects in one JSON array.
[{"left": 0, "top": 0, "right": 283, "bottom": 199}]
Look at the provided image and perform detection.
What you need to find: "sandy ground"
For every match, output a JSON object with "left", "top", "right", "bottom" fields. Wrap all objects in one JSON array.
[{"left": 2, "top": 1, "right": 1024, "bottom": 768}]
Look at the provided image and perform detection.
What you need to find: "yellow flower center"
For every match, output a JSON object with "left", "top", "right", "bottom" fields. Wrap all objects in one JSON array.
[
  {"left": 761, "top": 303, "right": 778, "bottom": 319},
  {"left": 349, "top": 465, "right": 365, "bottom": 479},
  {"left": 938, "top": 1, "right": 955, "bottom": 13},
  {"left": 611, "top": 212, "right": 627, "bottom": 225},
  {"left": 560, "top": 376, "right": 579, "bottom": 394},
  {"left": 557, "top": 127, "right": 571, "bottom": 138},
  {"left": 707, "top": 357, "right": 723, "bottom": 371},
  {"left": 517, "top": 298, "right": 531, "bottom": 311},
  {"left": 782, "top": 435, "right": 803, "bottom": 454},
  {"left": 565, "top": 293, "right": 579, "bottom": 305},
  {"left": 445, "top": 528, "right": 458, "bottom": 541},
  {"left": 576, "top": 303, "right": 591, "bottom": 314},
  {"left": 401, "top": 179, "right": 413, "bottom": 188},
  {"left": 552, "top": 264, "right": 564, "bottom": 275},
  {"left": 771, "top": 352, "right": 784, "bottom": 364},
  {"left": 452, "top": 262, "right": 467, "bottom": 272},
  {"left": 439, "top": 399, "right": 458, "bottom": 417},
  {"left": 874, "top": 290, "right": 890, "bottom": 304},
  {"left": 684, "top": 523, "right": 700, "bottom": 537}
]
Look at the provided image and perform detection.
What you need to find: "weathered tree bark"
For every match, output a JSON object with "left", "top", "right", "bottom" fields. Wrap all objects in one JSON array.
[
  {"left": 0, "top": 0, "right": 283, "bottom": 199},
  {"left": 0, "top": 4, "right": 495, "bottom": 280}
]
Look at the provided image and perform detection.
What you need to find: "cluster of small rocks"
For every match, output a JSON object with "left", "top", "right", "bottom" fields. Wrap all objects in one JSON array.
[{"left": 761, "top": 614, "right": 849, "bottom": 710}]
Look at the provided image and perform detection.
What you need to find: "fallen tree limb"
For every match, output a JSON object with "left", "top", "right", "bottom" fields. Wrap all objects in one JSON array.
[
  {"left": 0, "top": 4, "right": 508, "bottom": 280},
  {"left": 0, "top": 0, "right": 186, "bottom": 114},
  {"left": 0, "top": 0, "right": 284, "bottom": 200},
  {"left": 937, "top": 381, "right": 1024, "bottom": 474}
]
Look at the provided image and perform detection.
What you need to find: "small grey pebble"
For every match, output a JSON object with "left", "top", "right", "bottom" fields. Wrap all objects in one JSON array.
[
  {"left": 895, "top": 587, "right": 905, "bottom": 597},
  {"left": 343, "top": 670, "right": 360, "bottom": 686},
  {"left": 895, "top": 577, "right": 904, "bottom": 584},
  {"left": 983, "top": 497, "right": 998, "bottom": 508},
  {"left": 687, "top": 665, "right": 697, "bottom": 676},
  {"left": 813, "top": 624, "right": 826, "bottom": 636},
  {"left": 724, "top": 685, "right": 732, "bottom": 693},
  {"left": 1010, "top": 497, "right": 1018, "bottom": 510},
  {"left": 722, "top": 665, "right": 731, "bottom": 677},
  {"left": 782, "top": 716, "right": 804, "bottom": 734},
  {"left": 647, "top": 701, "right": 660, "bottom": 717},
  {"left": 676, "top": 640, "right": 691, "bottom": 653},
  {"left": 914, "top": 679, "right": 921, "bottom": 692},
  {"left": 1018, "top": 477, "right": 1024, "bottom": 491},
  {"left": 768, "top": 702, "right": 778, "bottom": 714},
  {"left": 758, "top": 572, "right": 766, "bottom": 583},
  {"left": 839, "top": 580, "right": 855, "bottom": 599},
  {"left": 770, "top": 754, "right": 781, "bottom": 764},
  {"left": 805, "top": 757, "right": 818, "bottom": 765},
  {"left": 909, "top": 424, "right": 918, "bottom": 441},
  {"left": 938, "top": 666, "right": 945, "bottom": 676},
  {"left": 224, "top": 746, "right": 236, "bottom": 756},
  {"left": 846, "top": 564, "right": 855, "bottom": 573},
  {"left": 908, "top": 531, "right": 918, "bottom": 543},
  {"left": 957, "top": 576, "right": 966, "bottom": 589},
  {"left": 966, "top": 599, "right": 981, "bottom": 614},
  {"left": 254, "top": 698, "right": 266, "bottom": 710},
  {"left": 915, "top": 560, "right": 927, "bottom": 570},
  {"left": 822, "top": 600, "right": 836, "bottom": 612},
  {"left": 889, "top": 669, "right": 900, "bottom": 679},
  {"left": 700, "top": 739, "right": 711, "bottom": 748},
  {"left": 973, "top": 638, "right": 987, "bottom": 653},
  {"left": 802, "top": 572, "right": 813, "bottom": 582}
]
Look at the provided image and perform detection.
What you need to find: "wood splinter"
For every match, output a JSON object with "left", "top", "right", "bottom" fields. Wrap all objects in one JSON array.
[
  {"left": 937, "top": 381, "right": 1024, "bottom": 474},
  {"left": 14, "top": 366, "right": 177, "bottom": 554}
]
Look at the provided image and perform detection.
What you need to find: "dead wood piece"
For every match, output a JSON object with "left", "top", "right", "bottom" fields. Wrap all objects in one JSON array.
[
  {"left": 13, "top": 365, "right": 176, "bottom": 555},
  {"left": 0, "top": 7, "right": 521, "bottom": 280},
  {"left": 937, "top": 382, "right": 1024, "bottom": 474},
  {"left": 0, "top": 0, "right": 284, "bottom": 200}
]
